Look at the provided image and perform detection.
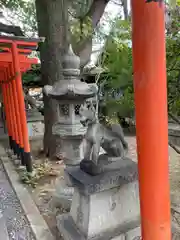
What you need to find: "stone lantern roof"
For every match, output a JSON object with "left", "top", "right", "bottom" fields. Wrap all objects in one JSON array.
[{"left": 44, "top": 45, "right": 97, "bottom": 101}]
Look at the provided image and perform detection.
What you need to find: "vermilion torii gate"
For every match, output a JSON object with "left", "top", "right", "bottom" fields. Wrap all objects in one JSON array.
[
  {"left": 132, "top": 0, "right": 171, "bottom": 239},
  {"left": 0, "top": 35, "right": 41, "bottom": 173}
]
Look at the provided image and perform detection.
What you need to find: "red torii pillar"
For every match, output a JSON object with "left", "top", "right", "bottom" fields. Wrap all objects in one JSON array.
[
  {"left": 0, "top": 36, "right": 41, "bottom": 172},
  {"left": 0, "top": 57, "right": 37, "bottom": 164},
  {"left": 131, "top": 1, "right": 171, "bottom": 239}
]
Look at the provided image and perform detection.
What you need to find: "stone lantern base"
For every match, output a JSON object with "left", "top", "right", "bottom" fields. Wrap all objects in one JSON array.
[{"left": 53, "top": 135, "right": 86, "bottom": 210}]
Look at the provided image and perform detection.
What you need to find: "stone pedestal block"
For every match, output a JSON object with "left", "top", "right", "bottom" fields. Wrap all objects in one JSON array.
[{"left": 57, "top": 159, "right": 141, "bottom": 240}]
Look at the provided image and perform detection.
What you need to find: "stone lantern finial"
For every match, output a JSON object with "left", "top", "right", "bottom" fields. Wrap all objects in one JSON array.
[
  {"left": 44, "top": 43, "right": 97, "bottom": 100},
  {"left": 62, "top": 45, "right": 80, "bottom": 77}
]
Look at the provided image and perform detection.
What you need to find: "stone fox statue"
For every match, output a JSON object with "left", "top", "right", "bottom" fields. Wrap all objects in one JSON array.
[{"left": 79, "top": 102, "right": 128, "bottom": 165}]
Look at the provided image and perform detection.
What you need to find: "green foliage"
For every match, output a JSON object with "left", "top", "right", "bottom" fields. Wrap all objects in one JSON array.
[
  {"left": 20, "top": 162, "right": 55, "bottom": 188},
  {"left": 100, "top": 6, "right": 180, "bottom": 119},
  {"left": 166, "top": 6, "right": 180, "bottom": 115},
  {"left": 1, "top": 0, "right": 92, "bottom": 39},
  {"left": 22, "top": 64, "right": 42, "bottom": 87},
  {"left": 1, "top": 0, "right": 37, "bottom": 36},
  {"left": 70, "top": 16, "right": 93, "bottom": 46},
  {"left": 70, "top": 0, "right": 94, "bottom": 49},
  {"left": 99, "top": 19, "right": 134, "bottom": 119}
]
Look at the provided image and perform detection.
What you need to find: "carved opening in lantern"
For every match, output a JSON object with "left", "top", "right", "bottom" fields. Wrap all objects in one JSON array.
[
  {"left": 75, "top": 104, "right": 81, "bottom": 115},
  {"left": 60, "top": 104, "right": 69, "bottom": 116}
]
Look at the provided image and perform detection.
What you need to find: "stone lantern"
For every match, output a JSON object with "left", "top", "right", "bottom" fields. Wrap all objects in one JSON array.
[
  {"left": 44, "top": 45, "right": 96, "bottom": 165},
  {"left": 44, "top": 45, "right": 97, "bottom": 209}
]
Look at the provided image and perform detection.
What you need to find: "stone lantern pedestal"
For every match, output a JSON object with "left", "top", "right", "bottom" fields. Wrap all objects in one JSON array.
[{"left": 44, "top": 45, "right": 96, "bottom": 209}]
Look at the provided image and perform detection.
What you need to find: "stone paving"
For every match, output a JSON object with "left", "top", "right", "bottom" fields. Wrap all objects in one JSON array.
[{"left": 0, "top": 160, "right": 35, "bottom": 240}]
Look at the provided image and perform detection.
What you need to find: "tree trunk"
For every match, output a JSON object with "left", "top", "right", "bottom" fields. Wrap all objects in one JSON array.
[
  {"left": 121, "top": 0, "right": 128, "bottom": 20},
  {"left": 35, "top": 0, "right": 69, "bottom": 158},
  {"left": 35, "top": 0, "right": 110, "bottom": 158}
]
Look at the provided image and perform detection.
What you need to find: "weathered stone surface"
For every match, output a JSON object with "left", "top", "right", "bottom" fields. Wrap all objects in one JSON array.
[
  {"left": 80, "top": 156, "right": 137, "bottom": 176},
  {"left": 53, "top": 122, "right": 87, "bottom": 137},
  {"left": 55, "top": 136, "right": 84, "bottom": 165},
  {"left": 70, "top": 182, "right": 140, "bottom": 239},
  {"left": 66, "top": 159, "right": 138, "bottom": 195},
  {"left": 57, "top": 159, "right": 140, "bottom": 240},
  {"left": 79, "top": 102, "right": 128, "bottom": 165},
  {"left": 57, "top": 213, "right": 140, "bottom": 240}
]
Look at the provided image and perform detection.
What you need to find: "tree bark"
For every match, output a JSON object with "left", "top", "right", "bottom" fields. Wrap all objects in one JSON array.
[
  {"left": 35, "top": 0, "right": 69, "bottom": 158},
  {"left": 121, "top": 0, "right": 128, "bottom": 20}
]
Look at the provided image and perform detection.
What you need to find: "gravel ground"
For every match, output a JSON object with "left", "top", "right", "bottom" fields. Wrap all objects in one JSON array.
[{"left": 0, "top": 161, "right": 35, "bottom": 240}]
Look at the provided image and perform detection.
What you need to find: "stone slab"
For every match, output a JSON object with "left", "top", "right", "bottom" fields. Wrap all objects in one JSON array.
[
  {"left": 80, "top": 156, "right": 134, "bottom": 176},
  {"left": 62, "top": 160, "right": 140, "bottom": 239},
  {"left": 57, "top": 213, "right": 140, "bottom": 240},
  {"left": 70, "top": 181, "right": 140, "bottom": 238},
  {"left": 66, "top": 159, "right": 138, "bottom": 195}
]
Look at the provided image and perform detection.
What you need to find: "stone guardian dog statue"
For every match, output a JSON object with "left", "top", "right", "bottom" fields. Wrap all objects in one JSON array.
[{"left": 79, "top": 102, "right": 128, "bottom": 168}]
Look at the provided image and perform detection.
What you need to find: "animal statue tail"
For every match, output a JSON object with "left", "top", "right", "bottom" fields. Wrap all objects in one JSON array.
[{"left": 111, "top": 124, "right": 129, "bottom": 154}]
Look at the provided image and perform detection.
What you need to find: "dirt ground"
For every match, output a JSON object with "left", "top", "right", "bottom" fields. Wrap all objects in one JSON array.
[
  {"left": 26, "top": 135, "right": 180, "bottom": 238},
  {"left": 126, "top": 136, "right": 180, "bottom": 207}
]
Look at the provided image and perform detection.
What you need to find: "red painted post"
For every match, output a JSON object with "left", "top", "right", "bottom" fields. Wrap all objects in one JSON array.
[
  {"left": 131, "top": 1, "right": 171, "bottom": 239},
  {"left": 8, "top": 66, "right": 22, "bottom": 158},
  {"left": 9, "top": 64, "right": 25, "bottom": 165},
  {"left": 11, "top": 42, "right": 32, "bottom": 172},
  {"left": 4, "top": 77, "right": 16, "bottom": 153},
  {"left": 7, "top": 68, "right": 20, "bottom": 156},
  {"left": 1, "top": 77, "right": 12, "bottom": 150}
]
